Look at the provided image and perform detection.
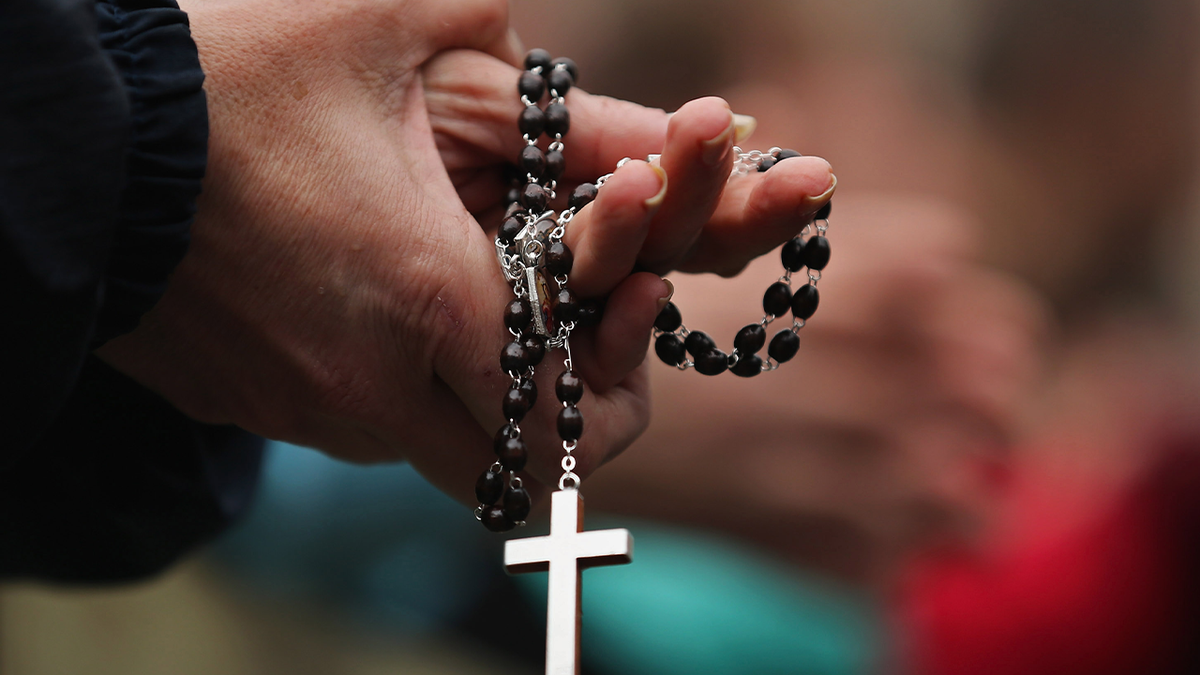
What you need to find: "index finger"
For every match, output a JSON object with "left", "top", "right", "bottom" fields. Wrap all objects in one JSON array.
[{"left": 422, "top": 49, "right": 671, "bottom": 179}]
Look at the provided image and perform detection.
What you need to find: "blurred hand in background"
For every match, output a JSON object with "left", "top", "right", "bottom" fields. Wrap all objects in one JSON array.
[{"left": 586, "top": 196, "right": 1049, "bottom": 585}]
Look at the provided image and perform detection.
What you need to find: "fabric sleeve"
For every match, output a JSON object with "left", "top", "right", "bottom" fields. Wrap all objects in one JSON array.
[
  {"left": 0, "top": 0, "right": 263, "bottom": 583},
  {"left": 1, "top": 0, "right": 205, "bottom": 460},
  {"left": 92, "top": 0, "right": 208, "bottom": 345},
  {"left": 1, "top": 0, "right": 131, "bottom": 459}
]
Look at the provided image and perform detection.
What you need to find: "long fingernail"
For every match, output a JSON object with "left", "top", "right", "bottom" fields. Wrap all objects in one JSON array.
[
  {"left": 733, "top": 114, "right": 757, "bottom": 143},
  {"left": 506, "top": 29, "right": 526, "bottom": 67},
  {"left": 801, "top": 169, "right": 837, "bottom": 215},
  {"left": 655, "top": 278, "right": 675, "bottom": 313},
  {"left": 809, "top": 173, "right": 837, "bottom": 205},
  {"left": 702, "top": 111, "right": 735, "bottom": 166},
  {"left": 645, "top": 165, "right": 668, "bottom": 209}
]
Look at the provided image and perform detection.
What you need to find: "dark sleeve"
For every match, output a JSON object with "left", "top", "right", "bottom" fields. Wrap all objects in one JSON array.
[
  {"left": 0, "top": 0, "right": 263, "bottom": 583},
  {"left": 1, "top": 0, "right": 130, "bottom": 457}
]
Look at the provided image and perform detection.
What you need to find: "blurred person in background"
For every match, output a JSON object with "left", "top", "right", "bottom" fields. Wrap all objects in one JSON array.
[
  {"left": 898, "top": 0, "right": 1200, "bottom": 672},
  {"left": 561, "top": 0, "right": 1200, "bottom": 672}
]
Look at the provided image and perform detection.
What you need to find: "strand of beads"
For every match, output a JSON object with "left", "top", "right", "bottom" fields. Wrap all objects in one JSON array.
[
  {"left": 653, "top": 149, "right": 833, "bottom": 376},
  {"left": 476, "top": 50, "right": 601, "bottom": 533},
  {"left": 554, "top": 356, "right": 584, "bottom": 490},
  {"left": 476, "top": 52, "right": 837, "bottom": 531}
]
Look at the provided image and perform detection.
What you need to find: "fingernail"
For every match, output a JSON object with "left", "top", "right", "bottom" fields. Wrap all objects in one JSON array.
[
  {"left": 655, "top": 278, "right": 675, "bottom": 314},
  {"left": 701, "top": 111, "right": 735, "bottom": 166},
  {"left": 733, "top": 114, "right": 757, "bottom": 143},
  {"left": 506, "top": 29, "right": 526, "bottom": 67},
  {"left": 802, "top": 172, "right": 837, "bottom": 213},
  {"left": 645, "top": 165, "right": 668, "bottom": 209}
]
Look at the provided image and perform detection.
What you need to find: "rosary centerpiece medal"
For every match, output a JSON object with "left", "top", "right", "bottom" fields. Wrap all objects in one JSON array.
[{"left": 477, "top": 49, "right": 833, "bottom": 675}]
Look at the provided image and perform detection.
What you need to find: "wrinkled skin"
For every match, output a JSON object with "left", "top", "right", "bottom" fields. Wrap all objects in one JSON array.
[{"left": 99, "top": 0, "right": 835, "bottom": 503}]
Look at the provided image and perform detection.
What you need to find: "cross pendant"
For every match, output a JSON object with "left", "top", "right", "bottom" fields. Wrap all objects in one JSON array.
[{"left": 505, "top": 489, "right": 633, "bottom": 675}]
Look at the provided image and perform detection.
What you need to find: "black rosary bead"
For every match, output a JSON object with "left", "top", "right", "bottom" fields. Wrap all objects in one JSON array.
[
  {"left": 777, "top": 148, "right": 803, "bottom": 161},
  {"left": 558, "top": 405, "right": 584, "bottom": 441},
  {"left": 655, "top": 333, "right": 687, "bottom": 366},
  {"left": 499, "top": 216, "right": 525, "bottom": 244},
  {"left": 519, "top": 105, "right": 546, "bottom": 140},
  {"left": 524, "top": 48, "right": 553, "bottom": 72},
  {"left": 804, "top": 235, "right": 831, "bottom": 270},
  {"left": 505, "top": 187, "right": 522, "bottom": 207},
  {"left": 547, "top": 68, "right": 574, "bottom": 97},
  {"left": 757, "top": 156, "right": 777, "bottom": 172},
  {"left": 521, "top": 183, "right": 548, "bottom": 213},
  {"left": 568, "top": 183, "right": 598, "bottom": 211},
  {"left": 575, "top": 299, "right": 603, "bottom": 327},
  {"left": 494, "top": 423, "right": 518, "bottom": 453},
  {"left": 504, "top": 298, "right": 533, "bottom": 331},
  {"left": 503, "top": 385, "right": 533, "bottom": 421},
  {"left": 500, "top": 340, "right": 530, "bottom": 374},
  {"left": 553, "top": 287, "right": 580, "bottom": 323},
  {"left": 768, "top": 329, "right": 801, "bottom": 363},
  {"left": 693, "top": 349, "right": 729, "bottom": 376},
  {"left": 522, "top": 334, "right": 546, "bottom": 367},
  {"left": 781, "top": 237, "right": 806, "bottom": 272},
  {"left": 815, "top": 201, "right": 832, "bottom": 221},
  {"left": 545, "top": 241, "right": 574, "bottom": 276},
  {"left": 545, "top": 102, "right": 570, "bottom": 137},
  {"left": 551, "top": 56, "right": 579, "bottom": 82},
  {"left": 518, "top": 70, "right": 546, "bottom": 101},
  {"left": 518, "top": 375, "right": 539, "bottom": 407},
  {"left": 763, "top": 281, "right": 793, "bottom": 317},
  {"left": 482, "top": 505, "right": 516, "bottom": 532},
  {"left": 519, "top": 145, "right": 546, "bottom": 178},
  {"left": 504, "top": 203, "right": 527, "bottom": 220},
  {"left": 654, "top": 301, "right": 683, "bottom": 332},
  {"left": 556, "top": 370, "right": 584, "bottom": 404},
  {"left": 496, "top": 435, "right": 528, "bottom": 471},
  {"left": 734, "top": 323, "right": 767, "bottom": 354},
  {"left": 545, "top": 150, "right": 565, "bottom": 181},
  {"left": 730, "top": 354, "right": 763, "bottom": 378},
  {"left": 684, "top": 330, "right": 716, "bottom": 358},
  {"left": 503, "top": 484, "right": 532, "bottom": 522},
  {"left": 476, "top": 468, "right": 504, "bottom": 505},
  {"left": 791, "top": 284, "right": 819, "bottom": 320}
]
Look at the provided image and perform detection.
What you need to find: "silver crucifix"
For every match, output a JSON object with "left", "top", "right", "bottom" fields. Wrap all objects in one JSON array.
[
  {"left": 515, "top": 214, "right": 557, "bottom": 337},
  {"left": 505, "top": 488, "right": 633, "bottom": 675}
]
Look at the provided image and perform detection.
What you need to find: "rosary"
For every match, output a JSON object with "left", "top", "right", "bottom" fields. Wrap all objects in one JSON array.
[{"left": 475, "top": 49, "right": 832, "bottom": 675}]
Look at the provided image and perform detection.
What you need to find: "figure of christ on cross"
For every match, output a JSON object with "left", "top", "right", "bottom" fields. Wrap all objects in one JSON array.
[{"left": 505, "top": 488, "right": 634, "bottom": 675}]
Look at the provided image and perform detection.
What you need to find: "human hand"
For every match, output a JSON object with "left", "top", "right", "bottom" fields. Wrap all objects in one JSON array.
[
  {"left": 97, "top": 0, "right": 837, "bottom": 503},
  {"left": 584, "top": 197, "right": 1050, "bottom": 585},
  {"left": 422, "top": 49, "right": 837, "bottom": 286}
]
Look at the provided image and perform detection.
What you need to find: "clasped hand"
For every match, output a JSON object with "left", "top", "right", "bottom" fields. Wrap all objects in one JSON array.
[{"left": 98, "top": 0, "right": 835, "bottom": 502}]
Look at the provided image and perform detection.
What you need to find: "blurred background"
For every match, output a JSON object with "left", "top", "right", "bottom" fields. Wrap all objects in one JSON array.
[{"left": 5, "top": 0, "right": 1200, "bottom": 673}]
